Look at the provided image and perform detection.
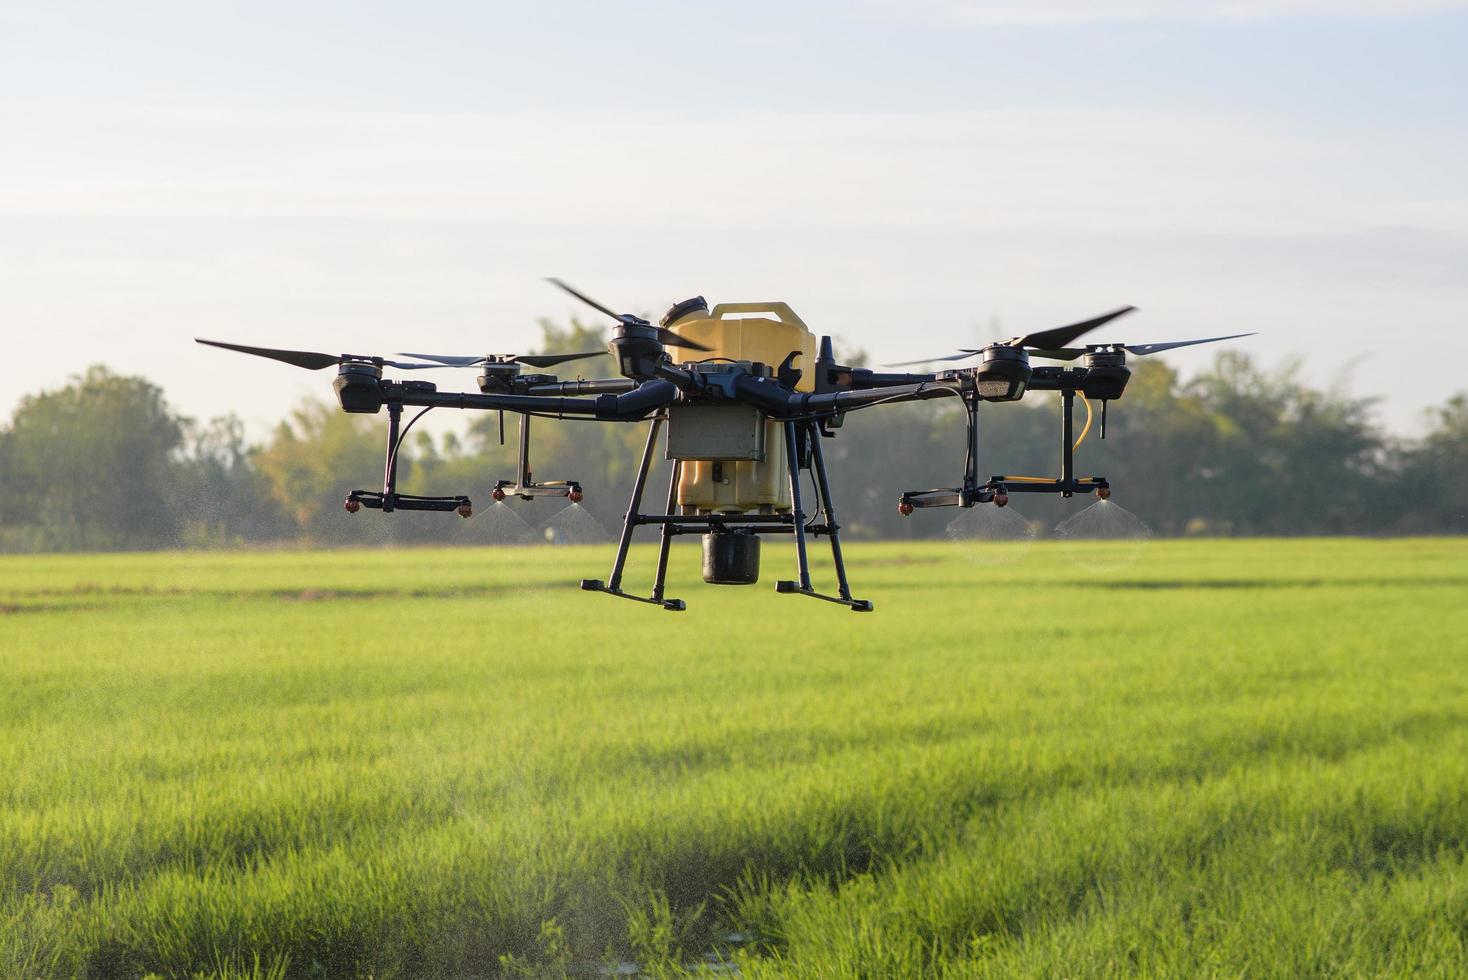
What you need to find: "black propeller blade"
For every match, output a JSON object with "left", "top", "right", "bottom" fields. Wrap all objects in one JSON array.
[
  {"left": 546, "top": 277, "right": 712, "bottom": 352},
  {"left": 1020, "top": 347, "right": 1087, "bottom": 361},
  {"left": 516, "top": 351, "right": 606, "bottom": 368},
  {"left": 1120, "top": 333, "right": 1256, "bottom": 357},
  {"left": 545, "top": 278, "right": 623, "bottom": 322},
  {"left": 395, "top": 350, "right": 608, "bottom": 369},
  {"left": 883, "top": 306, "right": 1138, "bottom": 368},
  {"left": 885, "top": 350, "right": 987, "bottom": 368},
  {"left": 1027, "top": 333, "right": 1257, "bottom": 361},
  {"left": 195, "top": 339, "right": 427, "bottom": 371},
  {"left": 1011, "top": 306, "right": 1136, "bottom": 351},
  {"left": 393, "top": 352, "right": 482, "bottom": 366}
]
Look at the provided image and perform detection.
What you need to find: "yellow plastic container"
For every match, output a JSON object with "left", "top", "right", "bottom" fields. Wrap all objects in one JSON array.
[{"left": 670, "top": 303, "right": 818, "bottom": 513}]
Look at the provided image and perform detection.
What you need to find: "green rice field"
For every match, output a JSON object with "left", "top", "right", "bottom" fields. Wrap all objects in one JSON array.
[{"left": 2, "top": 537, "right": 1467, "bottom": 978}]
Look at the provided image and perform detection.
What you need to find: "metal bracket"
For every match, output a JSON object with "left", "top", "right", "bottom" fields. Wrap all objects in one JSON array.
[
  {"left": 493, "top": 479, "right": 581, "bottom": 502},
  {"left": 346, "top": 490, "right": 472, "bottom": 516},
  {"left": 492, "top": 413, "right": 582, "bottom": 501}
]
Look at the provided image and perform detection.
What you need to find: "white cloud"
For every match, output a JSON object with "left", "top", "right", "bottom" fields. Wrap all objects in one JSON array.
[
  {"left": 1, "top": 105, "right": 1463, "bottom": 433},
  {"left": 1, "top": 106, "right": 1459, "bottom": 245},
  {"left": 936, "top": 0, "right": 1468, "bottom": 26}
]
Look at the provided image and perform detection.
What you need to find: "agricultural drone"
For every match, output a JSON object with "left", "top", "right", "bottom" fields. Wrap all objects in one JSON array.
[{"left": 197, "top": 280, "right": 1251, "bottom": 612}]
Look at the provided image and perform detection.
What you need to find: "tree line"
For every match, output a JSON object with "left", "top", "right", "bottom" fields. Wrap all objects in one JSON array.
[{"left": 1, "top": 321, "right": 1463, "bottom": 552}]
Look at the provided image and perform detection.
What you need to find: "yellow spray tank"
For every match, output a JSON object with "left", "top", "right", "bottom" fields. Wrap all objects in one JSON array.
[{"left": 663, "top": 301, "right": 818, "bottom": 517}]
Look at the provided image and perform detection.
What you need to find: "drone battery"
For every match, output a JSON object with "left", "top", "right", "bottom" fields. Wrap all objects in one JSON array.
[
  {"left": 702, "top": 530, "right": 760, "bottom": 585},
  {"left": 666, "top": 404, "right": 767, "bottom": 461}
]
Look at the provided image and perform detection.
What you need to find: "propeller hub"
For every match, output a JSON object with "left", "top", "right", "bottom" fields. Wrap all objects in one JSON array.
[
  {"left": 1082, "top": 348, "right": 1127, "bottom": 367},
  {"left": 336, "top": 360, "right": 383, "bottom": 380},
  {"left": 478, "top": 360, "right": 522, "bottom": 376}
]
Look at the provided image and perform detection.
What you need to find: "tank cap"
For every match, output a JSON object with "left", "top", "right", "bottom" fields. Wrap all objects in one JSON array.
[{"left": 661, "top": 296, "right": 710, "bottom": 328}]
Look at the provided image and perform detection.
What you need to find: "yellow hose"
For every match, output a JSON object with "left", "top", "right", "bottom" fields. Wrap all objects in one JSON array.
[
  {"left": 997, "top": 397, "right": 1096, "bottom": 485},
  {"left": 1074, "top": 396, "right": 1093, "bottom": 452}
]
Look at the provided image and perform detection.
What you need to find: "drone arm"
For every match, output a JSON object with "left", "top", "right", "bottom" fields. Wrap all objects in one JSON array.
[
  {"left": 846, "top": 369, "right": 940, "bottom": 389},
  {"left": 524, "top": 378, "right": 640, "bottom": 396},
  {"left": 386, "top": 379, "right": 676, "bottom": 420},
  {"left": 599, "top": 380, "right": 680, "bottom": 419},
  {"left": 722, "top": 373, "right": 957, "bottom": 418},
  {"left": 774, "top": 380, "right": 959, "bottom": 417},
  {"left": 1023, "top": 366, "right": 1069, "bottom": 391}
]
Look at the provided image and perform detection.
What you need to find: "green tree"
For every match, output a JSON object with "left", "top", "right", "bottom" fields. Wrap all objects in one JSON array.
[
  {"left": 1392, "top": 393, "right": 1468, "bottom": 534},
  {"left": 254, "top": 400, "right": 385, "bottom": 543},
  {"left": 0, "top": 366, "right": 184, "bottom": 550},
  {"left": 4, "top": 340, "right": 1458, "bottom": 554},
  {"left": 1068, "top": 360, "right": 1226, "bottom": 535},
  {"left": 170, "top": 414, "right": 294, "bottom": 547},
  {"left": 1186, "top": 353, "right": 1383, "bottom": 535}
]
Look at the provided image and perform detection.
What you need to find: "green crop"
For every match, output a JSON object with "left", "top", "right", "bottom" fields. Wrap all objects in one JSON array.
[{"left": 1, "top": 538, "right": 1465, "bottom": 977}]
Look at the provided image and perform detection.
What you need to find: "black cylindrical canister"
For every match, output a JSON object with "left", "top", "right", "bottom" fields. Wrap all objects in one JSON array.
[{"left": 702, "top": 530, "right": 761, "bottom": 585}]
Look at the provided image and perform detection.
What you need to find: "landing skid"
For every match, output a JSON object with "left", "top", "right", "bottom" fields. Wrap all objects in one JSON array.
[
  {"left": 775, "top": 580, "right": 873, "bottom": 611},
  {"left": 585, "top": 417, "right": 870, "bottom": 612},
  {"left": 580, "top": 579, "right": 685, "bottom": 611}
]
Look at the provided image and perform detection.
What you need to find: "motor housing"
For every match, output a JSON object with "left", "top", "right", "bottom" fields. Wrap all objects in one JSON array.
[
  {"left": 333, "top": 362, "right": 385, "bottom": 413},
  {"left": 975, "top": 346, "right": 1032, "bottom": 401},
  {"left": 1082, "top": 349, "right": 1132, "bottom": 400}
]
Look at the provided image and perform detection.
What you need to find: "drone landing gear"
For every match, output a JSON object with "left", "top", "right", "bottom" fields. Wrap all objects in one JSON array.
[
  {"left": 776, "top": 420, "right": 872, "bottom": 612},
  {"left": 583, "top": 415, "right": 687, "bottom": 611},
  {"left": 580, "top": 579, "right": 685, "bottom": 611},
  {"left": 584, "top": 417, "right": 871, "bottom": 612},
  {"left": 775, "top": 579, "right": 873, "bottom": 611}
]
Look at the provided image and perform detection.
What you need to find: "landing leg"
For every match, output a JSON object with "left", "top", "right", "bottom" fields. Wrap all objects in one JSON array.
[
  {"left": 784, "top": 420, "right": 813, "bottom": 592},
  {"left": 775, "top": 421, "right": 872, "bottom": 611},
  {"left": 580, "top": 416, "right": 685, "bottom": 610},
  {"left": 651, "top": 461, "right": 680, "bottom": 606},
  {"left": 808, "top": 422, "right": 870, "bottom": 610}
]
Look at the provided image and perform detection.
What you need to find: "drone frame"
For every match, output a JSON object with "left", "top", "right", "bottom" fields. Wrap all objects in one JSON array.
[{"left": 197, "top": 286, "right": 1252, "bottom": 612}]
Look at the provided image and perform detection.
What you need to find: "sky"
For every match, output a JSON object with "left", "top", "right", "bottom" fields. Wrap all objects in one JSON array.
[{"left": 2, "top": 0, "right": 1465, "bottom": 440}]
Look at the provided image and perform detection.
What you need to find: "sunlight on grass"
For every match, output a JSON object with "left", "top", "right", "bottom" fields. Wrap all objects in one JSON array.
[{"left": 1, "top": 539, "right": 1466, "bottom": 977}]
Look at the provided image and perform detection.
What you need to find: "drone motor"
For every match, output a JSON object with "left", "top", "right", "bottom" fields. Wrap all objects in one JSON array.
[
  {"left": 973, "top": 346, "right": 1032, "bottom": 401},
  {"left": 333, "top": 362, "right": 385, "bottom": 414},
  {"left": 1080, "top": 348, "right": 1131, "bottom": 400}
]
